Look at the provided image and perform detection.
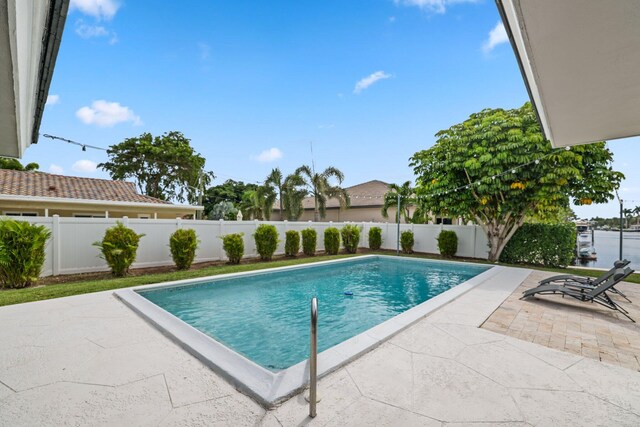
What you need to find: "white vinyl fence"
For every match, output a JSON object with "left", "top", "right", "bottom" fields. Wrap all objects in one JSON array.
[{"left": 18, "top": 216, "right": 489, "bottom": 277}]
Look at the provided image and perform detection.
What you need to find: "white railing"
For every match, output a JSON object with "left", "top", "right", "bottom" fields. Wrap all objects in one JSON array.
[{"left": 15, "top": 216, "right": 489, "bottom": 277}]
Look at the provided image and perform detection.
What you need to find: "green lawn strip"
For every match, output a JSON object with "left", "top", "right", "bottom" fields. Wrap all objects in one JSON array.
[
  {"left": 2, "top": 251, "right": 638, "bottom": 307},
  {"left": 0, "top": 254, "right": 356, "bottom": 307}
]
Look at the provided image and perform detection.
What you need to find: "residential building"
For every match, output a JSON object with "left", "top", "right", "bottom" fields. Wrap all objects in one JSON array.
[{"left": 0, "top": 169, "right": 202, "bottom": 219}]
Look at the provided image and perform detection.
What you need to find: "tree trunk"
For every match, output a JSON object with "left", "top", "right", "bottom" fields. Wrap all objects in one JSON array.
[{"left": 478, "top": 213, "right": 525, "bottom": 262}]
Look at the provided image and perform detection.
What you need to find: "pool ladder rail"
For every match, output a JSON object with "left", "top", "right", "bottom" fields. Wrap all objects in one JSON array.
[{"left": 309, "top": 297, "right": 318, "bottom": 418}]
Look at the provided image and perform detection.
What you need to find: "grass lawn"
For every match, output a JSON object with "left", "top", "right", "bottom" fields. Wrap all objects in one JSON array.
[
  {"left": 0, "top": 254, "right": 357, "bottom": 307},
  {"left": 1, "top": 251, "right": 638, "bottom": 307}
]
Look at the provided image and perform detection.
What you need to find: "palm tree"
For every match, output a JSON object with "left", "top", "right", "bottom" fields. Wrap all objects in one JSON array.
[
  {"left": 381, "top": 181, "right": 417, "bottom": 223},
  {"left": 633, "top": 205, "right": 640, "bottom": 226},
  {"left": 295, "top": 165, "right": 349, "bottom": 221},
  {"left": 265, "top": 168, "right": 285, "bottom": 220},
  {"left": 239, "top": 184, "right": 275, "bottom": 220},
  {"left": 281, "top": 173, "right": 307, "bottom": 220},
  {"left": 240, "top": 189, "right": 263, "bottom": 220}
]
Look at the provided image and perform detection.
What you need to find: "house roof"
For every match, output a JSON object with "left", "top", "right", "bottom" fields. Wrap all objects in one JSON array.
[
  {"left": 0, "top": 169, "right": 171, "bottom": 204},
  {"left": 307, "top": 179, "right": 389, "bottom": 209},
  {"left": 496, "top": 0, "right": 640, "bottom": 147}
]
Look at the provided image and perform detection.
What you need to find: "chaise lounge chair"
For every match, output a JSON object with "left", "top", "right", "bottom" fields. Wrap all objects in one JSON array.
[
  {"left": 538, "top": 259, "right": 631, "bottom": 302},
  {"left": 521, "top": 267, "right": 635, "bottom": 322}
]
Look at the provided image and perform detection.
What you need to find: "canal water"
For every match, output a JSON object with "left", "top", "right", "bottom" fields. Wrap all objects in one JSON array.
[{"left": 574, "top": 230, "right": 640, "bottom": 270}]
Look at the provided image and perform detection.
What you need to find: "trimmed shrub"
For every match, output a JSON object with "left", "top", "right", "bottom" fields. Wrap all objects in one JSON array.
[
  {"left": 368, "top": 227, "right": 382, "bottom": 250},
  {"left": 0, "top": 219, "right": 51, "bottom": 288},
  {"left": 341, "top": 224, "right": 361, "bottom": 254},
  {"left": 94, "top": 222, "right": 144, "bottom": 277},
  {"left": 222, "top": 233, "right": 244, "bottom": 264},
  {"left": 285, "top": 230, "right": 300, "bottom": 257},
  {"left": 437, "top": 230, "right": 458, "bottom": 258},
  {"left": 254, "top": 224, "right": 279, "bottom": 261},
  {"left": 301, "top": 228, "right": 317, "bottom": 256},
  {"left": 170, "top": 228, "right": 199, "bottom": 270},
  {"left": 400, "top": 230, "right": 414, "bottom": 254},
  {"left": 500, "top": 223, "right": 576, "bottom": 267},
  {"left": 324, "top": 227, "right": 341, "bottom": 255}
]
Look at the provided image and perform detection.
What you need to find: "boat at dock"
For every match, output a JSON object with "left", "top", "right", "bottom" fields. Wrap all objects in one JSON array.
[{"left": 575, "top": 220, "right": 597, "bottom": 261}]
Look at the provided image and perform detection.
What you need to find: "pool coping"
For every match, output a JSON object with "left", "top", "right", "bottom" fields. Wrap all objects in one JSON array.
[{"left": 114, "top": 255, "right": 503, "bottom": 407}]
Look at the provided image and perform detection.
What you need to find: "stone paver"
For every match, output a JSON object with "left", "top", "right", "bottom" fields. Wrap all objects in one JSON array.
[
  {"left": 482, "top": 270, "right": 640, "bottom": 371},
  {"left": 1, "top": 266, "right": 640, "bottom": 425}
]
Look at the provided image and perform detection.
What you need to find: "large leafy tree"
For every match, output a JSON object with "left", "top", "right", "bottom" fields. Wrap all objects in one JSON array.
[
  {"left": 295, "top": 165, "right": 350, "bottom": 221},
  {"left": 410, "top": 103, "right": 623, "bottom": 262},
  {"left": 203, "top": 179, "right": 258, "bottom": 218},
  {"left": 0, "top": 158, "right": 39, "bottom": 171},
  {"left": 381, "top": 181, "right": 417, "bottom": 223},
  {"left": 99, "top": 131, "right": 214, "bottom": 203}
]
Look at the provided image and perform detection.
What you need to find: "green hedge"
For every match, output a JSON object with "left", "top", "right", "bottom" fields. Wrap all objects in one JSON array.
[
  {"left": 340, "top": 224, "right": 361, "bottom": 254},
  {"left": 324, "top": 227, "right": 341, "bottom": 255},
  {"left": 285, "top": 230, "right": 300, "bottom": 257},
  {"left": 499, "top": 223, "right": 576, "bottom": 267},
  {"left": 0, "top": 219, "right": 51, "bottom": 288},
  {"left": 368, "top": 227, "right": 382, "bottom": 250},
  {"left": 222, "top": 233, "right": 244, "bottom": 264},
  {"left": 254, "top": 224, "right": 279, "bottom": 261},
  {"left": 169, "top": 229, "right": 199, "bottom": 270},
  {"left": 94, "top": 222, "right": 144, "bottom": 277},
  {"left": 437, "top": 230, "right": 458, "bottom": 258},
  {"left": 400, "top": 230, "right": 414, "bottom": 254},
  {"left": 301, "top": 228, "right": 317, "bottom": 256}
]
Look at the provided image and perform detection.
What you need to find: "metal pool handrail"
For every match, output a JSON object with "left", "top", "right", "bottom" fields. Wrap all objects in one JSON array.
[{"left": 309, "top": 297, "right": 318, "bottom": 418}]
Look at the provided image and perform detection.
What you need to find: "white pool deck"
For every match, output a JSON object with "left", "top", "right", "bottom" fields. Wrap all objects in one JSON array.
[{"left": 1, "top": 265, "right": 640, "bottom": 426}]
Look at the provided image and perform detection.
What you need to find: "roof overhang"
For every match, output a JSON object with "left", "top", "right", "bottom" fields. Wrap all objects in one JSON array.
[
  {"left": 0, "top": 194, "right": 204, "bottom": 211},
  {"left": 0, "top": 0, "right": 69, "bottom": 158},
  {"left": 496, "top": 0, "right": 640, "bottom": 147}
]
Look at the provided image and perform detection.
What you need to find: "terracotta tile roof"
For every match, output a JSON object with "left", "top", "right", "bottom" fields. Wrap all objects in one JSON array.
[
  {"left": 0, "top": 169, "right": 171, "bottom": 204},
  {"left": 274, "top": 180, "right": 390, "bottom": 210}
]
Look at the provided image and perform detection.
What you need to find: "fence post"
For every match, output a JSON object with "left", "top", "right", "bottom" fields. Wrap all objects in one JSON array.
[
  {"left": 219, "top": 219, "right": 225, "bottom": 261},
  {"left": 176, "top": 217, "right": 183, "bottom": 230},
  {"left": 473, "top": 225, "right": 478, "bottom": 258},
  {"left": 52, "top": 215, "right": 60, "bottom": 276},
  {"left": 122, "top": 216, "right": 129, "bottom": 228}
]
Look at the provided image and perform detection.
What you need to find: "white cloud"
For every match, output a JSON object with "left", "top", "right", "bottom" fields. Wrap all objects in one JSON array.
[
  {"left": 354, "top": 71, "right": 392, "bottom": 94},
  {"left": 49, "top": 164, "right": 64, "bottom": 174},
  {"left": 74, "top": 19, "right": 118, "bottom": 43},
  {"left": 72, "top": 160, "right": 98, "bottom": 173},
  {"left": 70, "top": 0, "right": 120, "bottom": 20},
  {"left": 389, "top": 16, "right": 397, "bottom": 23},
  {"left": 482, "top": 22, "right": 508, "bottom": 53},
  {"left": 254, "top": 148, "right": 283, "bottom": 163},
  {"left": 393, "top": 0, "right": 477, "bottom": 14},
  {"left": 46, "top": 94, "right": 60, "bottom": 106},
  {"left": 76, "top": 100, "right": 142, "bottom": 127}
]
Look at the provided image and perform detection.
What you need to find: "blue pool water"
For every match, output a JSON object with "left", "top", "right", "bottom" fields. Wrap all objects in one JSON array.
[{"left": 139, "top": 256, "right": 489, "bottom": 371}]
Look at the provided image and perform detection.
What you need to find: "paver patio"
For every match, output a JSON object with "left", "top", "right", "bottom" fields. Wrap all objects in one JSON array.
[
  {"left": 1, "top": 266, "right": 639, "bottom": 426},
  {"left": 483, "top": 269, "right": 640, "bottom": 371}
]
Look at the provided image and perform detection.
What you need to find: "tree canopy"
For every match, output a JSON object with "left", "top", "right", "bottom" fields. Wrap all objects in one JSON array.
[
  {"left": 0, "top": 158, "right": 39, "bottom": 171},
  {"left": 99, "top": 131, "right": 213, "bottom": 203},
  {"left": 203, "top": 179, "right": 258, "bottom": 218},
  {"left": 410, "top": 102, "right": 623, "bottom": 261}
]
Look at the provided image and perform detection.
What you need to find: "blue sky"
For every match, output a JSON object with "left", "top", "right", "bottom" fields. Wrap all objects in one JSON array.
[{"left": 27, "top": 0, "right": 640, "bottom": 218}]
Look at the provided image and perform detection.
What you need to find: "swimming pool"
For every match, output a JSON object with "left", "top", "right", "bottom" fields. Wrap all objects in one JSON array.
[{"left": 115, "top": 255, "right": 498, "bottom": 406}]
